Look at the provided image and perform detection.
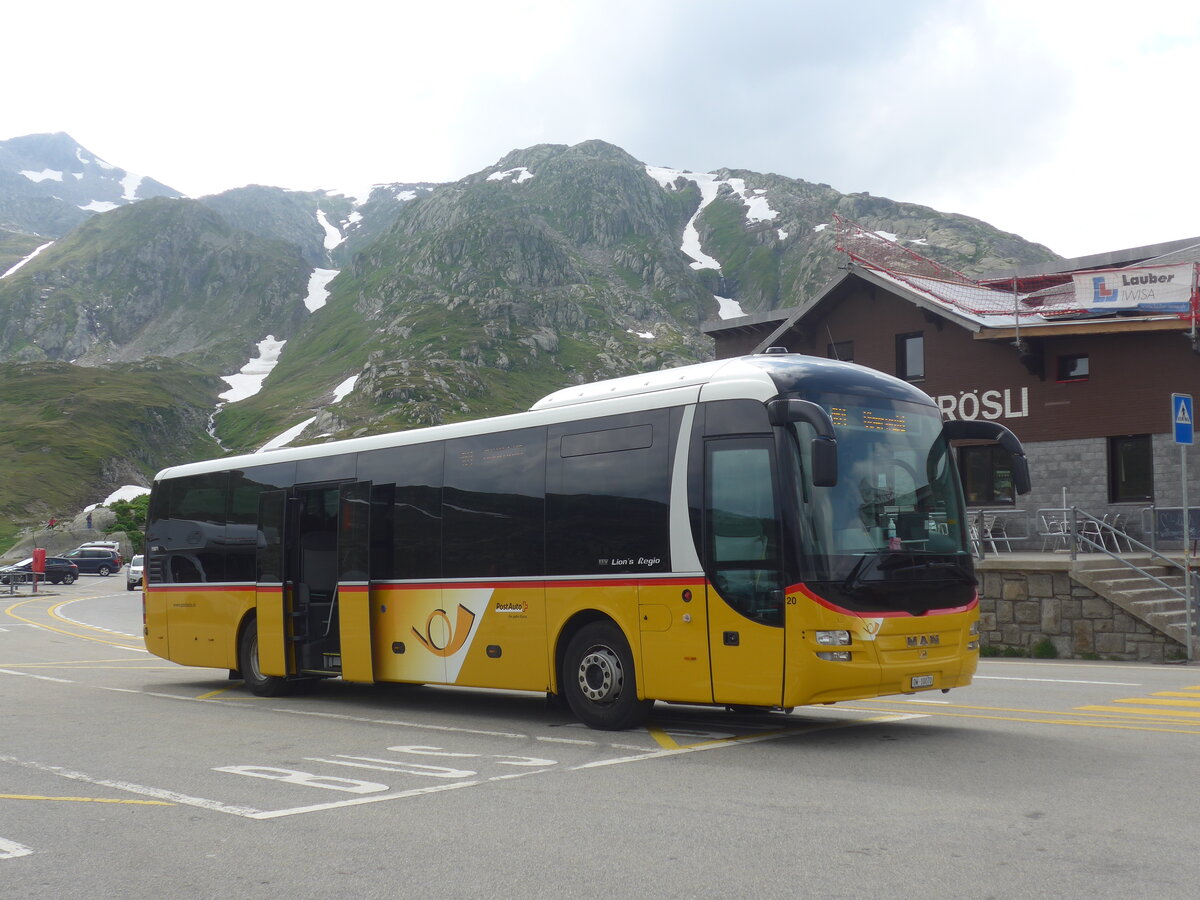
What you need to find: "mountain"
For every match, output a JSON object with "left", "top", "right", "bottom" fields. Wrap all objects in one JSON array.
[
  {"left": 0, "top": 132, "right": 182, "bottom": 239},
  {"left": 0, "top": 358, "right": 221, "bottom": 529},
  {"left": 197, "top": 182, "right": 438, "bottom": 267},
  {"left": 0, "top": 197, "right": 312, "bottom": 371},
  {"left": 0, "top": 134, "right": 1062, "bottom": 531}
]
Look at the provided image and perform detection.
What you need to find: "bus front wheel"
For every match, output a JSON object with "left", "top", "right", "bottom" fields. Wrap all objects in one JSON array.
[
  {"left": 562, "top": 621, "right": 652, "bottom": 731},
  {"left": 239, "top": 618, "right": 293, "bottom": 697}
]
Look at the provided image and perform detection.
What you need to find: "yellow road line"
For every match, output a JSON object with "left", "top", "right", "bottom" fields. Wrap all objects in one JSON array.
[
  {"left": 0, "top": 659, "right": 156, "bottom": 667},
  {"left": 3, "top": 597, "right": 142, "bottom": 650},
  {"left": 839, "top": 703, "right": 1200, "bottom": 734},
  {"left": 647, "top": 726, "right": 682, "bottom": 749},
  {"left": 1077, "top": 704, "right": 1200, "bottom": 718},
  {"left": 857, "top": 697, "right": 1188, "bottom": 719},
  {"left": 0, "top": 794, "right": 172, "bottom": 805},
  {"left": 1112, "top": 697, "right": 1200, "bottom": 708},
  {"left": 196, "top": 687, "right": 247, "bottom": 700}
]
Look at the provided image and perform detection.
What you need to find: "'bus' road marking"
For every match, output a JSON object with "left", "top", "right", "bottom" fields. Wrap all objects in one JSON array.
[
  {"left": 1, "top": 837, "right": 33, "bottom": 860},
  {"left": 1, "top": 709, "right": 924, "bottom": 821},
  {"left": 975, "top": 675, "right": 1140, "bottom": 686}
]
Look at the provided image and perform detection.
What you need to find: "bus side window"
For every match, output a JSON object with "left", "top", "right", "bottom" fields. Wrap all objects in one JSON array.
[
  {"left": 546, "top": 411, "right": 670, "bottom": 575},
  {"left": 358, "top": 443, "right": 444, "bottom": 581},
  {"left": 443, "top": 428, "right": 546, "bottom": 578}
]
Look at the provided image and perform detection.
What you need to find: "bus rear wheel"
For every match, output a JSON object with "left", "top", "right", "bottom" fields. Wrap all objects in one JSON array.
[
  {"left": 239, "top": 618, "right": 293, "bottom": 697},
  {"left": 562, "top": 621, "right": 652, "bottom": 730}
]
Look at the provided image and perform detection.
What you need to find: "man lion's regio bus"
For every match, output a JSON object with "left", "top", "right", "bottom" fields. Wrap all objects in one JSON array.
[{"left": 144, "top": 352, "right": 1029, "bottom": 730}]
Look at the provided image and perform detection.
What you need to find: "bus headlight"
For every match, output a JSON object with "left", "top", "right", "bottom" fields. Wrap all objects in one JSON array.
[
  {"left": 815, "top": 630, "right": 851, "bottom": 646},
  {"left": 816, "top": 650, "right": 852, "bottom": 661},
  {"left": 969, "top": 620, "right": 980, "bottom": 635}
]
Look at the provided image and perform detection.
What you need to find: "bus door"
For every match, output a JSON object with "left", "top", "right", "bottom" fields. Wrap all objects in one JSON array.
[
  {"left": 277, "top": 481, "right": 373, "bottom": 679},
  {"left": 336, "top": 481, "right": 373, "bottom": 682},
  {"left": 254, "top": 489, "right": 291, "bottom": 678},
  {"left": 704, "top": 437, "right": 786, "bottom": 707}
]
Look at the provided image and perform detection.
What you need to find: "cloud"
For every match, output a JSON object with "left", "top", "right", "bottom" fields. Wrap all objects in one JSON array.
[{"left": 4, "top": 0, "right": 1200, "bottom": 256}]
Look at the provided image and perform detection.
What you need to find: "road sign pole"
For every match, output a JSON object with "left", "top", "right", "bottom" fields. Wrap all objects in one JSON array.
[
  {"left": 1184, "top": 444, "right": 1192, "bottom": 660},
  {"left": 1173, "top": 393, "right": 1194, "bottom": 660}
]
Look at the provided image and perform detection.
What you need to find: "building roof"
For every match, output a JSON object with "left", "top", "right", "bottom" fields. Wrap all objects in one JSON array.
[{"left": 704, "top": 232, "right": 1200, "bottom": 350}]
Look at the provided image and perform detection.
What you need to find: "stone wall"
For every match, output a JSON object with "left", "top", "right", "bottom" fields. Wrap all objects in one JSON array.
[{"left": 976, "top": 559, "right": 1186, "bottom": 662}]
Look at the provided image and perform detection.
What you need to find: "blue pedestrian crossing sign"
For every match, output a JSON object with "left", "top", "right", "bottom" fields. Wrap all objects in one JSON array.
[{"left": 1173, "top": 393, "right": 1194, "bottom": 445}]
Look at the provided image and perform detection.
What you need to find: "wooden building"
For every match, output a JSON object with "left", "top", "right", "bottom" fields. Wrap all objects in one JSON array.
[{"left": 704, "top": 234, "right": 1200, "bottom": 547}]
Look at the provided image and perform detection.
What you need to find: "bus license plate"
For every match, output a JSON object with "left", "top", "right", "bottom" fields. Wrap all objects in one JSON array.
[{"left": 911, "top": 675, "right": 934, "bottom": 689}]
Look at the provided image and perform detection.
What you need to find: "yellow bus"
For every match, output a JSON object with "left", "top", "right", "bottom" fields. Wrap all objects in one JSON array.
[{"left": 144, "top": 352, "right": 1029, "bottom": 729}]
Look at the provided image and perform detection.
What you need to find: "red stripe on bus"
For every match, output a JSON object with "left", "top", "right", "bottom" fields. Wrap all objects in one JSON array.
[
  {"left": 790, "top": 583, "right": 978, "bottom": 618},
  {"left": 147, "top": 577, "right": 704, "bottom": 593}
]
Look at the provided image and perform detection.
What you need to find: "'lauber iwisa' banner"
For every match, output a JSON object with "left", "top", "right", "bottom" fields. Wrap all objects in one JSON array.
[{"left": 1073, "top": 262, "right": 1196, "bottom": 312}]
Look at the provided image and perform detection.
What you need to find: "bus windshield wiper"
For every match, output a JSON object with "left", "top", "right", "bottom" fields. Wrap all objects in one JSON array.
[
  {"left": 882, "top": 557, "right": 977, "bottom": 586},
  {"left": 842, "top": 552, "right": 882, "bottom": 592}
]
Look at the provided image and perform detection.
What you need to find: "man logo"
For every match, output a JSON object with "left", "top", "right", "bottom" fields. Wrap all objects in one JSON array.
[
  {"left": 412, "top": 604, "right": 477, "bottom": 657},
  {"left": 1092, "top": 275, "right": 1119, "bottom": 304},
  {"left": 906, "top": 634, "right": 940, "bottom": 647}
]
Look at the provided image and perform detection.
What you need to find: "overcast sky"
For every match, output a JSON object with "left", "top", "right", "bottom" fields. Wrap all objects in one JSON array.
[{"left": 5, "top": 0, "right": 1198, "bottom": 258}]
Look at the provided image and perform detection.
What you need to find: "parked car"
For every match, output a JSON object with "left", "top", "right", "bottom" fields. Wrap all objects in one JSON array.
[
  {"left": 1, "top": 557, "right": 79, "bottom": 585},
  {"left": 126, "top": 555, "right": 144, "bottom": 591},
  {"left": 74, "top": 541, "right": 121, "bottom": 552},
  {"left": 62, "top": 547, "right": 124, "bottom": 576}
]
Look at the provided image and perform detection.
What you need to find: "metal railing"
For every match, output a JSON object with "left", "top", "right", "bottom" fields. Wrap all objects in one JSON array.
[{"left": 1066, "top": 506, "right": 1196, "bottom": 659}]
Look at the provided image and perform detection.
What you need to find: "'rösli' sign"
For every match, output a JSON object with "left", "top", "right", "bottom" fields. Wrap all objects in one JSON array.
[{"left": 1073, "top": 262, "right": 1195, "bottom": 312}]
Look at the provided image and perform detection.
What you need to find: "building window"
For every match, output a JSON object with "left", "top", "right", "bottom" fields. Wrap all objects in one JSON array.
[
  {"left": 827, "top": 340, "right": 854, "bottom": 362},
  {"left": 957, "top": 445, "right": 1016, "bottom": 506},
  {"left": 1108, "top": 434, "right": 1153, "bottom": 503},
  {"left": 896, "top": 332, "right": 924, "bottom": 381},
  {"left": 1057, "top": 354, "right": 1089, "bottom": 382}
]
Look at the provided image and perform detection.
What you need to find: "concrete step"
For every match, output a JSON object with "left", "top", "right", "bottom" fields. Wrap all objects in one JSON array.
[
  {"left": 1078, "top": 564, "right": 1172, "bottom": 579},
  {"left": 1094, "top": 576, "right": 1185, "bottom": 593},
  {"left": 1130, "top": 597, "right": 1188, "bottom": 616},
  {"left": 1106, "top": 582, "right": 1187, "bottom": 598}
]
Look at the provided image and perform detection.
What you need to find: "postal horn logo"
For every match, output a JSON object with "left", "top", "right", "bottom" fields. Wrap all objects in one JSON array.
[
  {"left": 1092, "top": 275, "right": 1119, "bottom": 304},
  {"left": 412, "top": 604, "right": 477, "bottom": 658}
]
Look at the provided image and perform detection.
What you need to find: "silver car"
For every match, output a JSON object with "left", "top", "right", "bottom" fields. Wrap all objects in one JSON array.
[{"left": 126, "top": 554, "right": 144, "bottom": 591}]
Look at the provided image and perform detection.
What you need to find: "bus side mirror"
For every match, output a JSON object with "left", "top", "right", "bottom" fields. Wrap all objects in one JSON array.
[
  {"left": 810, "top": 438, "right": 838, "bottom": 487},
  {"left": 942, "top": 420, "right": 1032, "bottom": 496},
  {"left": 767, "top": 399, "right": 838, "bottom": 487}
]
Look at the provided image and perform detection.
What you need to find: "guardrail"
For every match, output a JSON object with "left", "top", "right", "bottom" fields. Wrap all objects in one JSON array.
[
  {"left": 1140, "top": 506, "right": 1200, "bottom": 551},
  {"left": 1, "top": 573, "right": 46, "bottom": 593}
]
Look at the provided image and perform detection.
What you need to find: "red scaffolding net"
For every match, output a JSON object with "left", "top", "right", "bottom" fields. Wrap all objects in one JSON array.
[{"left": 832, "top": 213, "right": 1087, "bottom": 319}]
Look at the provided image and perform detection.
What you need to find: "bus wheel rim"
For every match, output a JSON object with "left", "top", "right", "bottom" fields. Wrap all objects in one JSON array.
[
  {"left": 577, "top": 646, "right": 622, "bottom": 703},
  {"left": 247, "top": 635, "right": 262, "bottom": 681}
]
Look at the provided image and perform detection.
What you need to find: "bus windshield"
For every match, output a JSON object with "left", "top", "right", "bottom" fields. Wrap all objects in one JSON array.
[{"left": 790, "top": 392, "right": 975, "bottom": 611}]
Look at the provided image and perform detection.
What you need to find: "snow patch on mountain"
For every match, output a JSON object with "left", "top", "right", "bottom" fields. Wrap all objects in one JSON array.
[
  {"left": 258, "top": 417, "right": 317, "bottom": 453},
  {"left": 488, "top": 167, "right": 534, "bottom": 184},
  {"left": 305, "top": 268, "right": 339, "bottom": 311},
  {"left": 332, "top": 374, "right": 358, "bottom": 402},
  {"left": 715, "top": 296, "right": 745, "bottom": 319},
  {"left": 2, "top": 241, "right": 54, "bottom": 278},
  {"left": 219, "top": 336, "right": 288, "bottom": 403},
  {"left": 316, "top": 210, "right": 343, "bottom": 249},
  {"left": 21, "top": 168, "right": 63, "bottom": 183}
]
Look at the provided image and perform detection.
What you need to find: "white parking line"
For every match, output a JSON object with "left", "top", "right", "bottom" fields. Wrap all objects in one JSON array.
[
  {"left": 975, "top": 675, "right": 1140, "bottom": 686},
  {"left": 0, "top": 837, "right": 33, "bottom": 860}
]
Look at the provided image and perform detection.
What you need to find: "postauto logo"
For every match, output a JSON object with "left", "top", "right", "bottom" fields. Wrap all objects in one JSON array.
[{"left": 1092, "top": 275, "right": 1119, "bottom": 304}]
